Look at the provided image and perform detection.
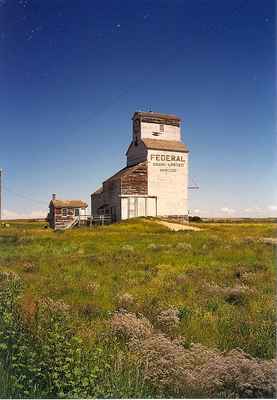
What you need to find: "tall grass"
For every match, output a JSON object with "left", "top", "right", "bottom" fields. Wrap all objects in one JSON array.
[
  {"left": 0, "top": 219, "right": 275, "bottom": 397},
  {"left": 0, "top": 219, "right": 275, "bottom": 359}
]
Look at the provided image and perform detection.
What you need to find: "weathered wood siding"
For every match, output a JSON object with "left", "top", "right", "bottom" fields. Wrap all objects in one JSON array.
[
  {"left": 91, "top": 192, "right": 103, "bottom": 216},
  {"left": 54, "top": 208, "right": 75, "bottom": 228},
  {"left": 140, "top": 122, "right": 181, "bottom": 141},
  {"left": 121, "top": 162, "right": 147, "bottom": 195}
]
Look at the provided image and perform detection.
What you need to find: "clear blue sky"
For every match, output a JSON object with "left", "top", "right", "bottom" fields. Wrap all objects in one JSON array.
[{"left": 0, "top": 0, "right": 276, "bottom": 218}]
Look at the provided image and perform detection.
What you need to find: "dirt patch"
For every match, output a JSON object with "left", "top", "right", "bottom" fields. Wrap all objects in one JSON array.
[{"left": 154, "top": 220, "right": 202, "bottom": 232}]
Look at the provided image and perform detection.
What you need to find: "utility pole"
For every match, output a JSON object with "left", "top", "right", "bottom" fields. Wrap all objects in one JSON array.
[{"left": 0, "top": 169, "right": 2, "bottom": 221}]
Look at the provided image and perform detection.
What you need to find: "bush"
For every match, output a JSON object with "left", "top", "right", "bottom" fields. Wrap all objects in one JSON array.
[
  {"left": 189, "top": 216, "right": 202, "bottom": 222},
  {"left": 0, "top": 272, "right": 101, "bottom": 398},
  {"left": 133, "top": 333, "right": 277, "bottom": 398},
  {"left": 156, "top": 308, "right": 180, "bottom": 334},
  {"left": 111, "top": 311, "right": 153, "bottom": 341},
  {"left": 78, "top": 302, "right": 102, "bottom": 318},
  {"left": 0, "top": 271, "right": 275, "bottom": 398},
  {"left": 203, "top": 282, "right": 253, "bottom": 305},
  {"left": 23, "top": 262, "right": 39, "bottom": 273},
  {"left": 116, "top": 293, "right": 135, "bottom": 311}
]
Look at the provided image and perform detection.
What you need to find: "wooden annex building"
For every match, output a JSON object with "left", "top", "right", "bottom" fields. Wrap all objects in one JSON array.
[
  {"left": 91, "top": 161, "right": 156, "bottom": 222},
  {"left": 48, "top": 195, "right": 88, "bottom": 230}
]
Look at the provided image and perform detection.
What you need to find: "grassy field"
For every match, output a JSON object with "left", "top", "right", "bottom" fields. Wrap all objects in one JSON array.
[{"left": 0, "top": 218, "right": 276, "bottom": 397}]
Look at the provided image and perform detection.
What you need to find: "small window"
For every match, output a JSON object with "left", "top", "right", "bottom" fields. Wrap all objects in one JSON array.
[
  {"left": 75, "top": 208, "right": 80, "bottom": 217},
  {"left": 62, "top": 208, "right": 68, "bottom": 216},
  {"left": 159, "top": 124, "right": 164, "bottom": 132}
]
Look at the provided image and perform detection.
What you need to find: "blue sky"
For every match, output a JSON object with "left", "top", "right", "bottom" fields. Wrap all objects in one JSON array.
[{"left": 0, "top": 0, "right": 276, "bottom": 218}]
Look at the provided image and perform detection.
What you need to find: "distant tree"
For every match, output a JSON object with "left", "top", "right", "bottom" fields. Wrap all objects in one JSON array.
[{"left": 189, "top": 216, "right": 202, "bottom": 222}]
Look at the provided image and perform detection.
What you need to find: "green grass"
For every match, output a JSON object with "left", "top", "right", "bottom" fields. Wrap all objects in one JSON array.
[
  {"left": 0, "top": 218, "right": 275, "bottom": 359},
  {"left": 0, "top": 363, "right": 15, "bottom": 398}
]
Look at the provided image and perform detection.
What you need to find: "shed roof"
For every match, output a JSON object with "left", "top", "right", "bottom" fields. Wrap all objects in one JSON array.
[
  {"left": 142, "top": 139, "right": 189, "bottom": 152},
  {"left": 104, "top": 161, "right": 147, "bottom": 183},
  {"left": 91, "top": 161, "right": 147, "bottom": 196},
  {"left": 50, "top": 199, "right": 88, "bottom": 208},
  {"left": 92, "top": 187, "right": 103, "bottom": 195}
]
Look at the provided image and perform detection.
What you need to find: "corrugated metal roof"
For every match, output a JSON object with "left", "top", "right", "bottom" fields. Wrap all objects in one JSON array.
[
  {"left": 142, "top": 139, "right": 189, "bottom": 152},
  {"left": 51, "top": 200, "right": 88, "bottom": 208}
]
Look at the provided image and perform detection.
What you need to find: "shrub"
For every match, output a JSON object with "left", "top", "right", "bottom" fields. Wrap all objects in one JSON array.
[
  {"left": 141, "top": 295, "right": 162, "bottom": 319},
  {"left": 111, "top": 312, "right": 153, "bottom": 341},
  {"left": 189, "top": 216, "right": 202, "bottom": 222},
  {"left": 132, "top": 333, "right": 196, "bottom": 396},
  {"left": 203, "top": 282, "right": 253, "bottom": 305},
  {"left": 133, "top": 334, "right": 277, "bottom": 398},
  {"left": 78, "top": 303, "right": 102, "bottom": 318},
  {"left": 195, "top": 348, "right": 277, "bottom": 398},
  {"left": 23, "top": 262, "right": 39, "bottom": 273},
  {"left": 156, "top": 308, "right": 180, "bottom": 334},
  {"left": 0, "top": 273, "right": 101, "bottom": 398},
  {"left": 38, "top": 296, "right": 70, "bottom": 314},
  {"left": 224, "top": 287, "right": 248, "bottom": 305},
  {"left": 234, "top": 265, "right": 260, "bottom": 281},
  {"left": 117, "top": 293, "right": 135, "bottom": 310},
  {"left": 33, "top": 299, "right": 99, "bottom": 398}
]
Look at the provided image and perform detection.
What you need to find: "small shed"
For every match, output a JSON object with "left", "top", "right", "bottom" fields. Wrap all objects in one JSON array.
[{"left": 48, "top": 194, "right": 88, "bottom": 230}]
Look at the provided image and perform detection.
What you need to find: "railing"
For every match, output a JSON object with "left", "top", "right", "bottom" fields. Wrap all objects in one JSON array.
[
  {"left": 54, "top": 215, "right": 112, "bottom": 230},
  {"left": 76, "top": 214, "right": 113, "bottom": 225},
  {"left": 88, "top": 215, "right": 112, "bottom": 226}
]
